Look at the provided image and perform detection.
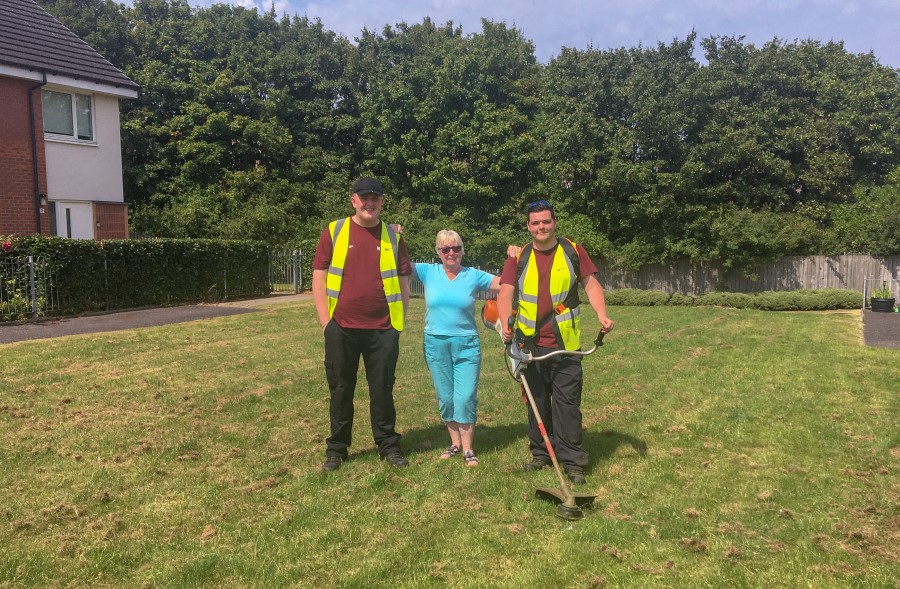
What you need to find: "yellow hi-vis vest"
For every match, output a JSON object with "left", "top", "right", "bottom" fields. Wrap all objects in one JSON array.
[
  {"left": 325, "top": 217, "right": 404, "bottom": 331},
  {"left": 515, "top": 239, "right": 581, "bottom": 350}
]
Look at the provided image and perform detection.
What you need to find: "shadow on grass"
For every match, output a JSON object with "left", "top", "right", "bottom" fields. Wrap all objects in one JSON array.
[
  {"left": 584, "top": 430, "right": 648, "bottom": 473},
  {"left": 335, "top": 423, "right": 523, "bottom": 462},
  {"left": 399, "top": 422, "right": 527, "bottom": 458},
  {"left": 396, "top": 422, "right": 648, "bottom": 478}
]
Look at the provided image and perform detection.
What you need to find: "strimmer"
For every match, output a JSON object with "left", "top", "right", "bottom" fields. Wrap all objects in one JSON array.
[{"left": 484, "top": 300, "right": 604, "bottom": 520}]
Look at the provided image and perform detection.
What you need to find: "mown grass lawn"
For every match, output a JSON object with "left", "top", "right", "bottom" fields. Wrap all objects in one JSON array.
[{"left": 1, "top": 299, "right": 897, "bottom": 588}]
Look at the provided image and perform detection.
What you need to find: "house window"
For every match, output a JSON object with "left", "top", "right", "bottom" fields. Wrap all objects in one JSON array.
[{"left": 42, "top": 89, "right": 94, "bottom": 142}]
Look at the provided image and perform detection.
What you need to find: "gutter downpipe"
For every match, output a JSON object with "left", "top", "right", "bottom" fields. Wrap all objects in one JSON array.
[{"left": 27, "top": 73, "right": 48, "bottom": 235}]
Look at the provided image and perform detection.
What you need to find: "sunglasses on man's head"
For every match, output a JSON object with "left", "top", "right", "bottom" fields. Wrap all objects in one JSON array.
[
  {"left": 439, "top": 246, "right": 462, "bottom": 254},
  {"left": 527, "top": 199, "right": 552, "bottom": 211}
]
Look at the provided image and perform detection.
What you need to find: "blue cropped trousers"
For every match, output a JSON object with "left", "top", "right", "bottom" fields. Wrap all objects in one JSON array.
[{"left": 423, "top": 333, "right": 481, "bottom": 424}]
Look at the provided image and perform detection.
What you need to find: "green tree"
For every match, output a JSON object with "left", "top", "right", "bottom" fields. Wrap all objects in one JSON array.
[
  {"left": 537, "top": 36, "right": 699, "bottom": 265},
  {"left": 33, "top": 1, "right": 900, "bottom": 260},
  {"left": 116, "top": 0, "right": 359, "bottom": 242},
  {"left": 358, "top": 18, "right": 540, "bottom": 226}
]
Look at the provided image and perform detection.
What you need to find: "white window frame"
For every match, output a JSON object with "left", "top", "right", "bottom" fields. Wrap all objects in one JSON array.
[{"left": 42, "top": 88, "right": 96, "bottom": 145}]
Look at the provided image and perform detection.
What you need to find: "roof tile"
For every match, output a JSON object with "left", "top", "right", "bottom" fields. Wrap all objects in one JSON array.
[{"left": 0, "top": 0, "right": 138, "bottom": 90}]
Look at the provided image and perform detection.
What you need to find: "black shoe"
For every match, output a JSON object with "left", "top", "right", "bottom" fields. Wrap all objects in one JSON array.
[
  {"left": 565, "top": 466, "right": 586, "bottom": 484},
  {"left": 322, "top": 455, "right": 343, "bottom": 472},
  {"left": 523, "top": 457, "right": 552, "bottom": 471},
  {"left": 383, "top": 452, "right": 409, "bottom": 468}
]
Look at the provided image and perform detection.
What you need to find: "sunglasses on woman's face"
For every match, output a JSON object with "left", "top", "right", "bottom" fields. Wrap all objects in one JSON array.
[{"left": 439, "top": 246, "right": 462, "bottom": 254}]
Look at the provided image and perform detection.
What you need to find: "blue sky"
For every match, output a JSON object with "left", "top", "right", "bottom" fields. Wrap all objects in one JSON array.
[{"left": 214, "top": 0, "right": 900, "bottom": 69}]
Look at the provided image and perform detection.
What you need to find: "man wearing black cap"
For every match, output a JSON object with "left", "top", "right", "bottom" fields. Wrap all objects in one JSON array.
[{"left": 312, "top": 177, "right": 411, "bottom": 471}]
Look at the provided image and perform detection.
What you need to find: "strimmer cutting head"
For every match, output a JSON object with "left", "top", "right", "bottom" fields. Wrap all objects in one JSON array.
[{"left": 535, "top": 488, "right": 597, "bottom": 520}]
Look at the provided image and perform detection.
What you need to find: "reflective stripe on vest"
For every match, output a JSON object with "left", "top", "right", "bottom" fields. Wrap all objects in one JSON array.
[
  {"left": 515, "top": 240, "right": 581, "bottom": 350},
  {"left": 326, "top": 217, "right": 404, "bottom": 331}
]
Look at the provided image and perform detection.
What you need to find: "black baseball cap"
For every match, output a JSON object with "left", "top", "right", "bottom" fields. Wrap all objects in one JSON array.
[{"left": 352, "top": 177, "right": 383, "bottom": 196}]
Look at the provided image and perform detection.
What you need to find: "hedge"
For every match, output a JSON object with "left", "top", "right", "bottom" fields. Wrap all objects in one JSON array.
[
  {"left": 605, "top": 287, "right": 861, "bottom": 311},
  {"left": 0, "top": 235, "right": 270, "bottom": 315}
]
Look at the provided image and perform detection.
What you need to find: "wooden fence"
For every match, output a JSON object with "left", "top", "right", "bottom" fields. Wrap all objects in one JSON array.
[{"left": 595, "top": 255, "right": 900, "bottom": 296}]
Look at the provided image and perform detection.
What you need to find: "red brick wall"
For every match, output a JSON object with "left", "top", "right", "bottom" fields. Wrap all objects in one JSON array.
[{"left": 0, "top": 75, "right": 49, "bottom": 236}]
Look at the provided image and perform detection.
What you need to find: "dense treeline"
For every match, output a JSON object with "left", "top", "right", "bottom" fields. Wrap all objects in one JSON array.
[{"left": 40, "top": 0, "right": 900, "bottom": 268}]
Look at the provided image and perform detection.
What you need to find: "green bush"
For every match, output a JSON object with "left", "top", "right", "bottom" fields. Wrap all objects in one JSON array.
[
  {"left": 694, "top": 291, "right": 755, "bottom": 309},
  {"left": 751, "top": 290, "right": 801, "bottom": 311},
  {"left": 606, "top": 288, "right": 647, "bottom": 306},
  {"left": 752, "top": 288, "right": 860, "bottom": 311},
  {"left": 629, "top": 289, "right": 671, "bottom": 306},
  {"left": 0, "top": 291, "right": 32, "bottom": 320},
  {"left": 605, "top": 287, "right": 861, "bottom": 311},
  {"left": 0, "top": 236, "right": 270, "bottom": 315},
  {"left": 667, "top": 293, "right": 695, "bottom": 306}
]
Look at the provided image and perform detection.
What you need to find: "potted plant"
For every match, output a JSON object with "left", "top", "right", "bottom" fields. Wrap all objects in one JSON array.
[{"left": 870, "top": 282, "right": 896, "bottom": 312}]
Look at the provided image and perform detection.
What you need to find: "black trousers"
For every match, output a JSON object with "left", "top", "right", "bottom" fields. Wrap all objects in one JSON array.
[
  {"left": 323, "top": 320, "right": 402, "bottom": 458},
  {"left": 522, "top": 347, "right": 587, "bottom": 469}
]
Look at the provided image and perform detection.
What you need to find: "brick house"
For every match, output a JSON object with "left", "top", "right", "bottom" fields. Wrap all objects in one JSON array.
[{"left": 0, "top": 0, "right": 138, "bottom": 239}]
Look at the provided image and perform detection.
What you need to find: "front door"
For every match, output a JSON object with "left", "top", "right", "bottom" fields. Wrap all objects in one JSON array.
[{"left": 53, "top": 201, "right": 93, "bottom": 239}]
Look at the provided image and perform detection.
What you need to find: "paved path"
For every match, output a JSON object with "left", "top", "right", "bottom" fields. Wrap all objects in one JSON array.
[
  {"left": 0, "top": 293, "right": 310, "bottom": 344},
  {"left": 862, "top": 308, "right": 900, "bottom": 349},
  {"left": 2, "top": 296, "right": 898, "bottom": 348}
]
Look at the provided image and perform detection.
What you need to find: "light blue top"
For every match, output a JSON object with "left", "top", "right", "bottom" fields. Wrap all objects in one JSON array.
[{"left": 413, "top": 263, "right": 496, "bottom": 336}]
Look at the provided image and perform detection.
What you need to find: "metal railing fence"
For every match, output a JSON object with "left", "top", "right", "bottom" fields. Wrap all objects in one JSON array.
[
  {"left": 269, "top": 249, "right": 302, "bottom": 293},
  {"left": 1, "top": 256, "right": 58, "bottom": 321}
]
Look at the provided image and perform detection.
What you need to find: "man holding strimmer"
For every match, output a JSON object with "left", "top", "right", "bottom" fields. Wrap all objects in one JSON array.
[{"left": 497, "top": 199, "right": 614, "bottom": 484}]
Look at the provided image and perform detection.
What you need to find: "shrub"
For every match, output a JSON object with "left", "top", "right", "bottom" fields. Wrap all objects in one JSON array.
[
  {"left": 746, "top": 289, "right": 859, "bottom": 311},
  {"left": 751, "top": 291, "right": 800, "bottom": 311},
  {"left": 606, "top": 288, "right": 671, "bottom": 306},
  {"left": 668, "top": 293, "right": 695, "bottom": 306},
  {"left": 694, "top": 291, "right": 754, "bottom": 309},
  {"left": 811, "top": 288, "right": 862, "bottom": 310},
  {"left": 630, "top": 289, "right": 672, "bottom": 306},
  {"left": 604, "top": 287, "right": 861, "bottom": 311}
]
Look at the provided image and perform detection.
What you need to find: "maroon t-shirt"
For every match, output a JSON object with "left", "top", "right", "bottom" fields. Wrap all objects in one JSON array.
[
  {"left": 501, "top": 241, "right": 598, "bottom": 348},
  {"left": 313, "top": 219, "right": 412, "bottom": 330}
]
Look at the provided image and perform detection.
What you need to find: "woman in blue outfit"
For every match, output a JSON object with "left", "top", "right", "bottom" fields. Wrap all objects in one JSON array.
[{"left": 413, "top": 230, "right": 500, "bottom": 466}]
